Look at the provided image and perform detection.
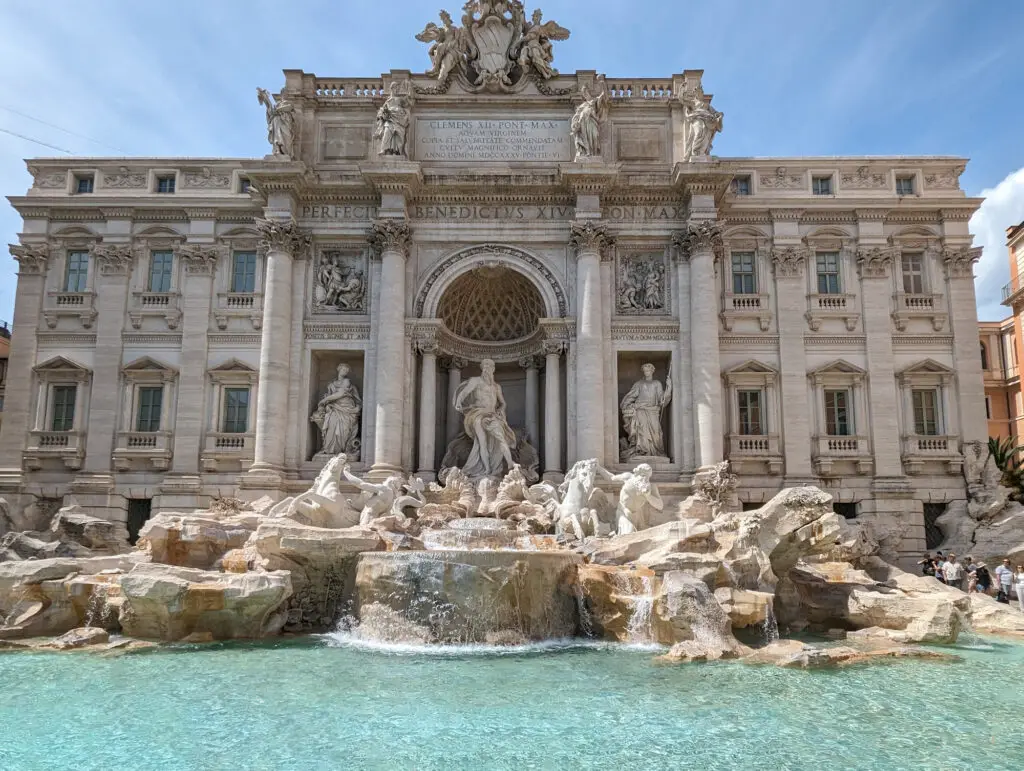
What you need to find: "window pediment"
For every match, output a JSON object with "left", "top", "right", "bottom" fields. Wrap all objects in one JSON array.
[
  {"left": 898, "top": 358, "right": 954, "bottom": 386},
  {"left": 123, "top": 356, "right": 178, "bottom": 382},
  {"left": 209, "top": 358, "right": 258, "bottom": 385},
  {"left": 809, "top": 359, "right": 866, "bottom": 385},
  {"left": 724, "top": 360, "right": 778, "bottom": 386},
  {"left": 34, "top": 355, "right": 91, "bottom": 380}
]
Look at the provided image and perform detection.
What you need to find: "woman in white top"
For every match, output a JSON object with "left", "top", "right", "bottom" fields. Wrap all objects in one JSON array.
[{"left": 1016, "top": 565, "right": 1024, "bottom": 613}]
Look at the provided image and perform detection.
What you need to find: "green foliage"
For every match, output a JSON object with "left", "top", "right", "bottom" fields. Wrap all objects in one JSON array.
[{"left": 988, "top": 436, "right": 1024, "bottom": 494}]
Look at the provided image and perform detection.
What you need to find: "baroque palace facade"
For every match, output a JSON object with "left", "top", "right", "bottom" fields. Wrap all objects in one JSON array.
[{"left": 0, "top": 3, "right": 986, "bottom": 559}]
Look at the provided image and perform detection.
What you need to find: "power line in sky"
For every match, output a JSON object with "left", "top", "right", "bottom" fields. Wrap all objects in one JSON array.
[
  {"left": 0, "top": 105, "right": 125, "bottom": 153},
  {"left": 0, "top": 126, "right": 72, "bottom": 154}
]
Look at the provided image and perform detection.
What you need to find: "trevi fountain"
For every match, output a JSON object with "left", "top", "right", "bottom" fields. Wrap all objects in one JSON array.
[{"left": 2, "top": 3, "right": 1024, "bottom": 769}]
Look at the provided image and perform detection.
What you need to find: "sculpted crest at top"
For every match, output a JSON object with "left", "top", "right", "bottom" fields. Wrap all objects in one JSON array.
[{"left": 417, "top": 1, "right": 571, "bottom": 91}]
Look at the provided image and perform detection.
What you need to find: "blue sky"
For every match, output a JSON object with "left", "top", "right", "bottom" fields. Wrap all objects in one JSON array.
[{"left": 1, "top": 0, "right": 1023, "bottom": 322}]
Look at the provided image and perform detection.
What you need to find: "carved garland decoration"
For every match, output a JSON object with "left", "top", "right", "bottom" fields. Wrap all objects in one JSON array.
[
  {"left": 92, "top": 244, "right": 134, "bottom": 276},
  {"left": 414, "top": 243, "right": 568, "bottom": 318},
  {"left": 177, "top": 244, "right": 222, "bottom": 275},
  {"left": 943, "top": 246, "right": 981, "bottom": 279}
]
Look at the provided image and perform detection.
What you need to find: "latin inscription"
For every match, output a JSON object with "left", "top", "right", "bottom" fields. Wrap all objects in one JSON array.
[
  {"left": 416, "top": 119, "right": 571, "bottom": 162},
  {"left": 298, "top": 203, "right": 685, "bottom": 222}
]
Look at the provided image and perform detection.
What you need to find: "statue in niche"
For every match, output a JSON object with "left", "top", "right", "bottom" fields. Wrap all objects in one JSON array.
[
  {"left": 620, "top": 363, "right": 672, "bottom": 461},
  {"left": 374, "top": 83, "right": 411, "bottom": 157},
  {"left": 682, "top": 86, "right": 723, "bottom": 160},
  {"left": 598, "top": 462, "right": 664, "bottom": 535},
  {"left": 452, "top": 359, "right": 516, "bottom": 479},
  {"left": 311, "top": 364, "right": 362, "bottom": 459},
  {"left": 618, "top": 257, "right": 665, "bottom": 313},
  {"left": 315, "top": 252, "right": 366, "bottom": 312},
  {"left": 571, "top": 80, "right": 609, "bottom": 160},
  {"left": 256, "top": 87, "right": 295, "bottom": 157}
]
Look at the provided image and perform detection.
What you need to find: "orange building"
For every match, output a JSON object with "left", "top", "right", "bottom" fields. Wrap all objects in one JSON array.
[
  {"left": 997, "top": 219, "right": 1024, "bottom": 441},
  {"left": 979, "top": 318, "right": 1018, "bottom": 440}
]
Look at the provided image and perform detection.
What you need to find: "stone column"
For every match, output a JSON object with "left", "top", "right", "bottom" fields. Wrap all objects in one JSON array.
[
  {"left": 369, "top": 219, "right": 412, "bottom": 476},
  {"left": 570, "top": 222, "right": 613, "bottom": 462},
  {"left": 945, "top": 246, "right": 987, "bottom": 445},
  {"left": 416, "top": 335, "right": 438, "bottom": 479},
  {"left": 169, "top": 245, "right": 218, "bottom": 476},
  {"left": 543, "top": 340, "right": 564, "bottom": 479},
  {"left": 249, "top": 218, "right": 309, "bottom": 477},
  {"left": 674, "top": 252, "right": 694, "bottom": 473},
  {"left": 82, "top": 244, "right": 133, "bottom": 475},
  {"left": 675, "top": 223, "right": 724, "bottom": 469},
  {"left": 443, "top": 357, "right": 466, "bottom": 446},
  {"left": 857, "top": 246, "right": 903, "bottom": 477},
  {"left": 0, "top": 245, "right": 49, "bottom": 505},
  {"left": 520, "top": 356, "right": 540, "bottom": 448},
  {"left": 771, "top": 245, "right": 814, "bottom": 480}
]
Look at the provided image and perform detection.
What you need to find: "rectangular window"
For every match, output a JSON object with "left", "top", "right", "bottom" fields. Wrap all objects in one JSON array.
[
  {"left": 737, "top": 390, "right": 763, "bottom": 435},
  {"left": 985, "top": 396, "right": 992, "bottom": 421},
  {"left": 902, "top": 252, "right": 925, "bottom": 294},
  {"left": 135, "top": 386, "right": 163, "bottom": 433},
  {"left": 51, "top": 385, "right": 77, "bottom": 432},
  {"left": 239, "top": 178, "right": 251, "bottom": 194},
  {"left": 896, "top": 176, "right": 915, "bottom": 196},
  {"left": 824, "top": 389, "right": 852, "bottom": 436},
  {"left": 731, "top": 252, "right": 757, "bottom": 294},
  {"left": 732, "top": 175, "right": 751, "bottom": 195},
  {"left": 75, "top": 175, "right": 94, "bottom": 194},
  {"left": 912, "top": 389, "right": 939, "bottom": 436},
  {"left": 148, "top": 251, "right": 174, "bottom": 292},
  {"left": 231, "top": 251, "right": 258, "bottom": 293},
  {"left": 222, "top": 387, "right": 250, "bottom": 434},
  {"left": 156, "top": 175, "right": 176, "bottom": 194},
  {"left": 816, "top": 252, "right": 841, "bottom": 294},
  {"left": 812, "top": 176, "right": 833, "bottom": 195},
  {"left": 64, "top": 250, "right": 89, "bottom": 292}
]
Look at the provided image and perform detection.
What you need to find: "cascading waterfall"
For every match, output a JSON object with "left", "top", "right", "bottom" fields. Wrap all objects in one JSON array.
[
  {"left": 758, "top": 601, "right": 779, "bottom": 644},
  {"left": 84, "top": 584, "right": 110, "bottom": 629},
  {"left": 615, "top": 572, "right": 655, "bottom": 644}
]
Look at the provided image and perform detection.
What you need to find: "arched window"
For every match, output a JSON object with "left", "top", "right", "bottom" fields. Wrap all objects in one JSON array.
[{"left": 980, "top": 342, "right": 989, "bottom": 371}]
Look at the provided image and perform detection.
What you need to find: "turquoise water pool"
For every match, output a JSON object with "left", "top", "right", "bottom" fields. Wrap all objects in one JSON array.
[{"left": 2, "top": 634, "right": 1022, "bottom": 770}]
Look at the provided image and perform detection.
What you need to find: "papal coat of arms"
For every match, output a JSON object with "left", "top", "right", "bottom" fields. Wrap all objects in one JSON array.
[{"left": 416, "top": 1, "right": 570, "bottom": 92}]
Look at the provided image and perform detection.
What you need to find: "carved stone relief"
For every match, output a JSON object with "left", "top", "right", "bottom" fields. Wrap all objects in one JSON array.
[
  {"left": 841, "top": 166, "right": 886, "bottom": 189},
  {"left": 313, "top": 249, "right": 367, "bottom": 313},
  {"left": 925, "top": 166, "right": 965, "bottom": 190},
  {"left": 616, "top": 253, "right": 667, "bottom": 314},
  {"left": 759, "top": 167, "right": 803, "bottom": 190},
  {"left": 183, "top": 168, "right": 231, "bottom": 188},
  {"left": 102, "top": 167, "right": 146, "bottom": 188}
]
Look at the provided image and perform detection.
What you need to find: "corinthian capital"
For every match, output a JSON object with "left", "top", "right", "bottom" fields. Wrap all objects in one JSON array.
[
  {"left": 256, "top": 217, "right": 310, "bottom": 256},
  {"left": 177, "top": 244, "right": 222, "bottom": 275},
  {"left": 92, "top": 244, "right": 134, "bottom": 276},
  {"left": 856, "top": 246, "right": 896, "bottom": 279},
  {"left": 672, "top": 221, "right": 723, "bottom": 261},
  {"left": 9, "top": 243, "right": 50, "bottom": 275},
  {"left": 570, "top": 221, "right": 614, "bottom": 256},
  {"left": 942, "top": 246, "right": 982, "bottom": 280},
  {"left": 771, "top": 246, "right": 809, "bottom": 279},
  {"left": 370, "top": 219, "right": 412, "bottom": 257}
]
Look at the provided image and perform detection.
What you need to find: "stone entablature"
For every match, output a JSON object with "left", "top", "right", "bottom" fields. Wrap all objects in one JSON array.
[{"left": 0, "top": 3, "right": 988, "bottom": 567}]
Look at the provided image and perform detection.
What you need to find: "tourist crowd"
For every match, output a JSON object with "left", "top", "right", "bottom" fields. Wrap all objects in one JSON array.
[{"left": 919, "top": 553, "right": 1024, "bottom": 610}]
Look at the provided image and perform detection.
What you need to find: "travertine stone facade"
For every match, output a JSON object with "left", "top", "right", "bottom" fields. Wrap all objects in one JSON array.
[{"left": 0, "top": 4, "right": 986, "bottom": 561}]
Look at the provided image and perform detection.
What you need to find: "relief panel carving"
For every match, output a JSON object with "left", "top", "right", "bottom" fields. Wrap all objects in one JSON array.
[
  {"left": 313, "top": 249, "right": 368, "bottom": 314},
  {"left": 616, "top": 253, "right": 667, "bottom": 315}
]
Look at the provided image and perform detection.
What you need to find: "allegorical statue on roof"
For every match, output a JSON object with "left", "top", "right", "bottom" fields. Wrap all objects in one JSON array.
[
  {"left": 681, "top": 85, "right": 724, "bottom": 160},
  {"left": 416, "top": 1, "right": 570, "bottom": 92},
  {"left": 256, "top": 87, "right": 295, "bottom": 157},
  {"left": 373, "top": 82, "right": 412, "bottom": 157},
  {"left": 571, "top": 79, "right": 609, "bottom": 160}
]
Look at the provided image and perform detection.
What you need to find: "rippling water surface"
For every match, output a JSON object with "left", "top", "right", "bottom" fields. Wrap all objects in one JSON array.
[{"left": 2, "top": 633, "right": 1023, "bottom": 770}]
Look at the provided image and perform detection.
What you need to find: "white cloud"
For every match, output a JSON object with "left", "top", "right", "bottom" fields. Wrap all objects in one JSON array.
[{"left": 972, "top": 167, "right": 1024, "bottom": 321}]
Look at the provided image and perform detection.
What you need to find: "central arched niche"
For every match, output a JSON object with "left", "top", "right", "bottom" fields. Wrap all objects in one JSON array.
[{"left": 437, "top": 264, "right": 546, "bottom": 342}]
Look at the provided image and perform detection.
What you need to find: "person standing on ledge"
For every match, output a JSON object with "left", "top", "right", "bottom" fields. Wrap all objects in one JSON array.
[
  {"left": 995, "top": 558, "right": 1014, "bottom": 603},
  {"left": 943, "top": 553, "right": 965, "bottom": 592},
  {"left": 1015, "top": 565, "right": 1024, "bottom": 612}
]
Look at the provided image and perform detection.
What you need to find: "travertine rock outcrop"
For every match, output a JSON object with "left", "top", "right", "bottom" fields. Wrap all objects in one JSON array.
[
  {"left": 118, "top": 563, "right": 291, "bottom": 641},
  {"left": 0, "top": 504, "right": 130, "bottom": 562},
  {"left": 249, "top": 522, "right": 384, "bottom": 631},
  {"left": 136, "top": 512, "right": 262, "bottom": 570}
]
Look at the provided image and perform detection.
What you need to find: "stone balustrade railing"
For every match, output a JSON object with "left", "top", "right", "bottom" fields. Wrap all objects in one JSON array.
[
  {"left": 605, "top": 80, "right": 674, "bottom": 99},
  {"left": 314, "top": 79, "right": 386, "bottom": 99}
]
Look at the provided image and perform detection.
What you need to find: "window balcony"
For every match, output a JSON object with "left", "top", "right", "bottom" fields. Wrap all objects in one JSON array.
[
  {"left": 24, "top": 430, "right": 85, "bottom": 470},
  {"left": 201, "top": 432, "right": 255, "bottom": 472},
  {"left": 43, "top": 291, "right": 97, "bottom": 329},
  {"left": 129, "top": 292, "right": 182, "bottom": 330},
  {"left": 726, "top": 433, "right": 783, "bottom": 475},
  {"left": 805, "top": 293, "right": 860, "bottom": 332},
  {"left": 113, "top": 431, "right": 173, "bottom": 471},
  {"left": 812, "top": 435, "right": 873, "bottom": 476},
  {"left": 720, "top": 293, "right": 772, "bottom": 332},
  {"left": 901, "top": 434, "right": 962, "bottom": 475},
  {"left": 892, "top": 293, "right": 947, "bottom": 332},
  {"left": 214, "top": 292, "right": 263, "bottom": 330}
]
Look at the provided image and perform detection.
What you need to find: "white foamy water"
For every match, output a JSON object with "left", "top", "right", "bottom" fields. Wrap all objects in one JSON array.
[{"left": 322, "top": 630, "right": 664, "bottom": 656}]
